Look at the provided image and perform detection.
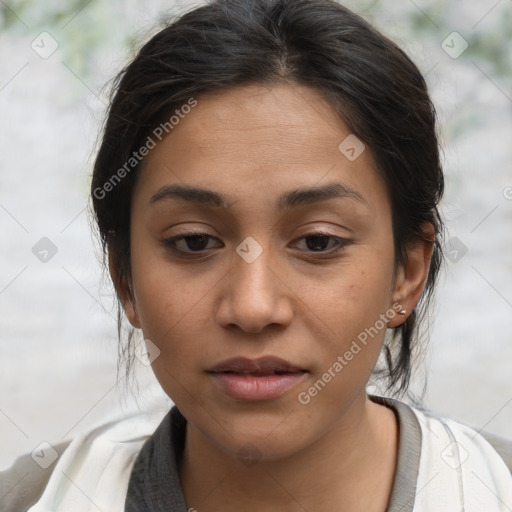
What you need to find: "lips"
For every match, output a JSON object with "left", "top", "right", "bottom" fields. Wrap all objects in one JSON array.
[
  {"left": 208, "top": 356, "right": 307, "bottom": 401},
  {"left": 208, "top": 356, "right": 306, "bottom": 375}
]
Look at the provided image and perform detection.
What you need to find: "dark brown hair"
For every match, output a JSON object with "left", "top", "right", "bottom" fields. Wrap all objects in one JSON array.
[{"left": 89, "top": 0, "right": 445, "bottom": 398}]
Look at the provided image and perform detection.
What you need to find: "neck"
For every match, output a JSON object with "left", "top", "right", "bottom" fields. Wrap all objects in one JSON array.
[{"left": 179, "top": 394, "right": 398, "bottom": 512}]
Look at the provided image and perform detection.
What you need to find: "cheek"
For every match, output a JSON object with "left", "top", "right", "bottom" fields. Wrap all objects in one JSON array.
[
  {"left": 129, "top": 236, "right": 203, "bottom": 350},
  {"left": 134, "top": 269, "right": 212, "bottom": 349},
  {"left": 315, "top": 248, "right": 395, "bottom": 330},
  {"left": 300, "top": 247, "right": 395, "bottom": 384},
  {"left": 131, "top": 260, "right": 215, "bottom": 403}
]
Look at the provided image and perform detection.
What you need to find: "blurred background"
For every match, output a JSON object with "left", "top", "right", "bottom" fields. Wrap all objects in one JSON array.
[{"left": 1, "top": 0, "right": 511, "bottom": 469}]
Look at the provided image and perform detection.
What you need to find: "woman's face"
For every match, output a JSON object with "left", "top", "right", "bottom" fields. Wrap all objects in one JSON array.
[{"left": 118, "top": 82, "right": 422, "bottom": 460}]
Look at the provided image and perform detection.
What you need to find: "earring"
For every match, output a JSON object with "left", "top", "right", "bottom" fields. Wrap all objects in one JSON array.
[{"left": 393, "top": 299, "right": 406, "bottom": 316}]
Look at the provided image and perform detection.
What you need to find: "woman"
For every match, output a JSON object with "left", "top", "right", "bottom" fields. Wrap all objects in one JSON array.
[{"left": 2, "top": 0, "right": 511, "bottom": 510}]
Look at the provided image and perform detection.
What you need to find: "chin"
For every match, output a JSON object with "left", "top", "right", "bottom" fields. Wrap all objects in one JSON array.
[
  {"left": 227, "top": 430, "right": 309, "bottom": 464},
  {"left": 208, "top": 406, "right": 314, "bottom": 461}
]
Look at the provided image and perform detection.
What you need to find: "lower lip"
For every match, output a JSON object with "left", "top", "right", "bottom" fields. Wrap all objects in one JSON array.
[{"left": 210, "top": 372, "right": 307, "bottom": 401}]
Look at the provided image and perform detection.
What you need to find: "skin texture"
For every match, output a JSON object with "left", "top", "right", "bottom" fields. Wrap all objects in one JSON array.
[{"left": 110, "top": 82, "right": 434, "bottom": 511}]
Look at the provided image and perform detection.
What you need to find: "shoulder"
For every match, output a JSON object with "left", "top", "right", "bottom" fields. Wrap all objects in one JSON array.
[
  {"left": 0, "top": 407, "right": 168, "bottom": 512},
  {"left": 478, "top": 430, "right": 512, "bottom": 473},
  {"left": 378, "top": 394, "right": 512, "bottom": 475},
  {"left": 372, "top": 395, "right": 512, "bottom": 509},
  {"left": 412, "top": 406, "right": 512, "bottom": 474},
  {"left": 0, "top": 441, "right": 70, "bottom": 512},
  {"left": 410, "top": 405, "right": 512, "bottom": 509}
]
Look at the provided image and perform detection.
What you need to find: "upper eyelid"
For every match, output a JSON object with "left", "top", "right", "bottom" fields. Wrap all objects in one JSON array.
[{"left": 167, "top": 230, "right": 342, "bottom": 242}]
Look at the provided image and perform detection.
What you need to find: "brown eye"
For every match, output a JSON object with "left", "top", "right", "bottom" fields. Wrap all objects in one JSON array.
[
  {"left": 180, "top": 234, "right": 210, "bottom": 251},
  {"left": 291, "top": 232, "right": 349, "bottom": 255},
  {"left": 162, "top": 232, "right": 221, "bottom": 255},
  {"left": 304, "top": 234, "right": 332, "bottom": 252}
]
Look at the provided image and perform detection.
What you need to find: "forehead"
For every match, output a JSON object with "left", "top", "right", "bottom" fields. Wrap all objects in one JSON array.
[
  {"left": 134, "top": 82, "right": 389, "bottom": 216},
  {"left": 157, "top": 83, "right": 356, "bottom": 162}
]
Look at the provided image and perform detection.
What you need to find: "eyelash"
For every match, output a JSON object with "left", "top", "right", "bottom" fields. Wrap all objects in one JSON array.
[{"left": 161, "top": 230, "right": 350, "bottom": 257}]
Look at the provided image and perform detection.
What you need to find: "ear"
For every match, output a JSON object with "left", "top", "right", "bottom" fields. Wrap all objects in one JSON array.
[
  {"left": 388, "top": 222, "right": 435, "bottom": 328},
  {"left": 108, "top": 250, "right": 142, "bottom": 329}
]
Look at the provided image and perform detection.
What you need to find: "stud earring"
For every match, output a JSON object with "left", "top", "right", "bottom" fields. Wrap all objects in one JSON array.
[{"left": 399, "top": 309, "right": 407, "bottom": 315}]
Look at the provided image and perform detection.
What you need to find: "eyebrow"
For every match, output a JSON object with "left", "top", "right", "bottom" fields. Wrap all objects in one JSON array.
[{"left": 148, "top": 181, "right": 367, "bottom": 210}]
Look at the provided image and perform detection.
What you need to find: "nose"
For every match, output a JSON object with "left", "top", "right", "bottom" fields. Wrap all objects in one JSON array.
[{"left": 215, "top": 244, "right": 293, "bottom": 334}]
